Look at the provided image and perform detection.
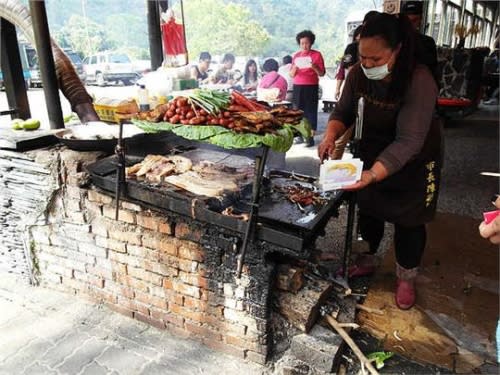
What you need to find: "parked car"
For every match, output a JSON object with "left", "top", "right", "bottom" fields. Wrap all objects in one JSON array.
[
  {"left": 64, "top": 49, "right": 86, "bottom": 83},
  {"left": 0, "top": 41, "right": 32, "bottom": 90},
  {"left": 21, "top": 46, "right": 85, "bottom": 88},
  {"left": 83, "top": 51, "right": 137, "bottom": 86},
  {"left": 0, "top": 69, "right": 31, "bottom": 90}
]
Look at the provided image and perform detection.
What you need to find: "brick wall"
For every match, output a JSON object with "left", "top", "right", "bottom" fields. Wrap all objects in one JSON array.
[{"left": 29, "top": 148, "right": 275, "bottom": 364}]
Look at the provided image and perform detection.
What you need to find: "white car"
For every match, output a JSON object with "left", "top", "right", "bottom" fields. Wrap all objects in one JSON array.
[{"left": 83, "top": 51, "right": 138, "bottom": 86}]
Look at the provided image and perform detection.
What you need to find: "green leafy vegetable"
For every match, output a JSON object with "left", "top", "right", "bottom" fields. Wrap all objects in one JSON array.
[
  {"left": 184, "top": 89, "right": 231, "bottom": 115},
  {"left": 262, "top": 126, "right": 294, "bottom": 152},
  {"left": 288, "top": 118, "right": 312, "bottom": 139},
  {"left": 132, "top": 118, "right": 296, "bottom": 152},
  {"left": 134, "top": 120, "right": 180, "bottom": 133},
  {"left": 367, "top": 351, "right": 394, "bottom": 369},
  {"left": 172, "top": 125, "right": 230, "bottom": 140},
  {"left": 208, "top": 132, "right": 264, "bottom": 149}
]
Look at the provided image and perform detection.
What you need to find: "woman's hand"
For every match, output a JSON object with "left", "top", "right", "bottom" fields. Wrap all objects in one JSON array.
[
  {"left": 342, "top": 170, "right": 377, "bottom": 191},
  {"left": 318, "top": 135, "right": 336, "bottom": 163},
  {"left": 479, "top": 197, "right": 500, "bottom": 244},
  {"left": 318, "top": 120, "right": 347, "bottom": 162},
  {"left": 311, "top": 63, "right": 325, "bottom": 77},
  {"left": 289, "top": 64, "right": 298, "bottom": 78}
]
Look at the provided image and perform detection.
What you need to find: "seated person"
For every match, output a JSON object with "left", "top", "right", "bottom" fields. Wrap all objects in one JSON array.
[
  {"left": 190, "top": 51, "right": 211, "bottom": 84},
  {"left": 243, "top": 59, "right": 259, "bottom": 92},
  {"left": 213, "top": 53, "right": 237, "bottom": 85},
  {"left": 258, "top": 58, "right": 288, "bottom": 101}
]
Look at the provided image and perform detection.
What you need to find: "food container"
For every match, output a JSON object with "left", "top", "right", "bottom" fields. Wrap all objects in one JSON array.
[
  {"left": 54, "top": 123, "right": 144, "bottom": 152},
  {"left": 93, "top": 97, "right": 139, "bottom": 123}
]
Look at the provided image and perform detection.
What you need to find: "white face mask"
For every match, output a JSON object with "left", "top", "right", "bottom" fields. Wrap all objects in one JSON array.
[{"left": 361, "top": 63, "right": 390, "bottom": 80}]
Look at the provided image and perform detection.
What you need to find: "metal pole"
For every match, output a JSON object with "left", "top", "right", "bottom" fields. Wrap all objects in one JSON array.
[
  {"left": 180, "top": 0, "right": 188, "bottom": 64},
  {"left": 29, "top": 1, "right": 63, "bottom": 129},
  {"left": 341, "top": 97, "right": 365, "bottom": 284},
  {"left": 236, "top": 146, "right": 269, "bottom": 278},
  {"left": 147, "top": 0, "right": 163, "bottom": 70},
  {"left": 0, "top": 18, "right": 30, "bottom": 120}
]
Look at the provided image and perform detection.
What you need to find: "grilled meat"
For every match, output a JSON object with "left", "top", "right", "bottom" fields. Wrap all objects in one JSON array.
[
  {"left": 165, "top": 171, "right": 238, "bottom": 197},
  {"left": 126, "top": 155, "right": 192, "bottom": 183}
]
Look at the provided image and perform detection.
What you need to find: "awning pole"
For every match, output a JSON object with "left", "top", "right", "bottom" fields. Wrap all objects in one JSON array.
[
  {"left": 29, "top": 1, "right": 63, "bottom": 129},
  {"left": 147, "top": 0, "right": 164, "bottom": 70}
]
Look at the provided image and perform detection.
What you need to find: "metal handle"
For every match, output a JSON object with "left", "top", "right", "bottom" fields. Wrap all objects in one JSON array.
[
  {"left": 114, "top": 121, "right": 125, "bottom": 220},
  {"left": 354, "top": 97, "right": 365, "bottom": 140}
]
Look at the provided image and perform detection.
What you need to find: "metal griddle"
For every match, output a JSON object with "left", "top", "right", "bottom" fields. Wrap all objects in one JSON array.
[{"left": 87, "top": 151, "right": 344, "bottom": 253}]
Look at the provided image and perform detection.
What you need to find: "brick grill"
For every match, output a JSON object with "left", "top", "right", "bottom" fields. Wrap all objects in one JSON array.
[{"left": 2, "top": 147, "right": 340, "bottom": 364}]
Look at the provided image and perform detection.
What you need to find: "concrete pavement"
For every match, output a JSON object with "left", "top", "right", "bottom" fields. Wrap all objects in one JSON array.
[{"left": 0, "top": 273, "right": 265, "bottom": 375}]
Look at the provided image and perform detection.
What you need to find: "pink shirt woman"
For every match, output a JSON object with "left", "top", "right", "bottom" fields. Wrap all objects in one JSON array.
[
  {"left": 291, "top": 49, "right": 325, "bottom": 85},
  {"left": 259, "top": 58, "right": 288, "bottom": 101},
  {"left": 289, "top": 30, "right": 325, "bottom": 141}
]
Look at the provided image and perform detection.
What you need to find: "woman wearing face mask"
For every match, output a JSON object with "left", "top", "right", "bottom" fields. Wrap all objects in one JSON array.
[{"left": 318, "top": 12, "right": 442, "bottom": 310}]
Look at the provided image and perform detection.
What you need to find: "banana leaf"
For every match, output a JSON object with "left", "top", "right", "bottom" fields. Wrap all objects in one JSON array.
[{"left": 132, "top": 118, "right": 310, "bottom": 153}]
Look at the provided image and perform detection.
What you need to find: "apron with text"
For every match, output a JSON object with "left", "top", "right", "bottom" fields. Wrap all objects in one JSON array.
[{"left": 353, "top": 70, "right": 442, "bottom": 227}]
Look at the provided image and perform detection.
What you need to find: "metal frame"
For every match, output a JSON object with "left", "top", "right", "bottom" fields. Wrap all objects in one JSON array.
[{"left": 0, "top": 18, "right": 30, "bottom": 120}]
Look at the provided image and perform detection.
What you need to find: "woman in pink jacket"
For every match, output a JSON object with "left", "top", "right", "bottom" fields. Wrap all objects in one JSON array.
[
  {"left": 290, "top": 29, "right": 325, "bottom": 147},
  {"left": 259, "top": 58, "right": 288, "bottom": 101}
]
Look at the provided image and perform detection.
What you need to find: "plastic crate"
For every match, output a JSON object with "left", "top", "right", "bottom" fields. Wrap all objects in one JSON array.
[{"left": 93, "top": 98, "right": 139, "bottom": 123}]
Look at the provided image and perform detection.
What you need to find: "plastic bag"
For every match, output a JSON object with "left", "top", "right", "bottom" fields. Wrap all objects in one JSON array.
[{"left": 161, "top": 10, "right": 187, "bottom": 67}]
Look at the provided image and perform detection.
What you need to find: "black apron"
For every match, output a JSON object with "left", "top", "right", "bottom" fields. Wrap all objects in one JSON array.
[{"left": 353, "top": 69, "right": 442, "bottom": 227}]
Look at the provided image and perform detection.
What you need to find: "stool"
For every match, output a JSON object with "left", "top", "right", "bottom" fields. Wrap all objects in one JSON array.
[{"left": 322, "top": 100, "right": 336, "bottom": 113}]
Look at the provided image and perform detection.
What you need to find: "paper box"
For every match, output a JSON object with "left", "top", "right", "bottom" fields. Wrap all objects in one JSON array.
[{"left": 319, "top": 159, "right": 363, "bottom": 191}]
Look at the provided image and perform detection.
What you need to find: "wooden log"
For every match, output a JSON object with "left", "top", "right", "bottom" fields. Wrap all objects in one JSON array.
[
  {"left": 276, "top": 272, "right": 332, "bottom": 332},
  {"left": 275, "top": 264, "right": 304, "bottom": 293}
]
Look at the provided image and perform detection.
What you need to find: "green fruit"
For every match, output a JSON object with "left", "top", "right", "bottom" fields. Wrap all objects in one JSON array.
[
  {"left": 64, "top": 113, "right": 76, "bottom": 123},
  {"left": 22, "top": 118, "right": 41, "bottom": 131},
  {"left": 11, "top": 119, "right": 24, "bottom": 130}
]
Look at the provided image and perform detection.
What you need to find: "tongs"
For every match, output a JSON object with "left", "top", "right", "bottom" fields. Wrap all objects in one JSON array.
[{"left": 114, "top": 121, "right": 127, "bottom": 220}]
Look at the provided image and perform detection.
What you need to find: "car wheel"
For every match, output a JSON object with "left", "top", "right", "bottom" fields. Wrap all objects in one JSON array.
[{"left": 96, "top": 73, "right": 106, "bottom": 87}]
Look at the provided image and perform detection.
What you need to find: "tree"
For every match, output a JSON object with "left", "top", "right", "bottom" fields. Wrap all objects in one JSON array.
[
  {"left": 56, "top": 15, "right": 110, "bottom": 57},
  {"left": 104, "top": 13, "right": 149, "bottom": 58},
  {"left": 178, "top": 0, "right": 270, "bottom": 59}
]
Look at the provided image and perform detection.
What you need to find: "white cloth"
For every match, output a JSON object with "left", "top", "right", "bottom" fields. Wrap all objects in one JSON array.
[{"left": 278, "top": 64, "right": 293, "bottom": 92}]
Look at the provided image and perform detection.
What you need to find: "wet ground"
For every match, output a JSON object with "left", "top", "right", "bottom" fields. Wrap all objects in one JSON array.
[{"left": 285, "top": 103, "right": 499, "bottom": 374}]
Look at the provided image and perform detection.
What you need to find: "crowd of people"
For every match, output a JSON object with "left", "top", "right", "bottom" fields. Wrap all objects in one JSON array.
[
  {"left": 189, "top": 28, "right": 326, "bottom": 147},
  {"left": 189, "top": 52, "right": 301, "bottom": 104}
]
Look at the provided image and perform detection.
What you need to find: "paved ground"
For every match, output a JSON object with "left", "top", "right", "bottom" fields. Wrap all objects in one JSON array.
[{"left": 0, "top": 273, "right": 265, "bottom": 375}]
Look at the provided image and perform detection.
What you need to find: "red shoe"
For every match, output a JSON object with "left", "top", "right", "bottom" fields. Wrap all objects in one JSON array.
[{"left": 395, "top": 279, "right": 416, "bottom": 310}]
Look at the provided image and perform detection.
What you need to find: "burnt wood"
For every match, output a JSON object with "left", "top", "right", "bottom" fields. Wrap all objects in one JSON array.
[{"left": 276, "top": 272, "right": 333, "bottom": 332}]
